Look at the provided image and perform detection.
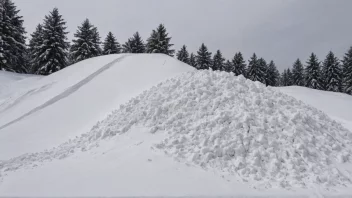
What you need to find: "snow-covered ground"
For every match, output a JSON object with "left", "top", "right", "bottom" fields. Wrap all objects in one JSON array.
[
  {"left": 0, "top": 54, "right": 352, "bottom": 197},
  {"left": 0, "top": 71, "right": 41, "bottom": 105},
  {"left": 278, "top": 86, "right": 352, "bottom": 132}
]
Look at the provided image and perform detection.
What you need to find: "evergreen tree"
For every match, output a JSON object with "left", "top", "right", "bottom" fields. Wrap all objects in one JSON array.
[
  {"left": 70, "top": 19, "right": 102, "bottom": 63},
  {"left": 305, "top": 53, "right": 323, "bottom": 89},
  {"left": 122, "top": 32, "right": 145, "bottom": 53},
  {"left": 291, "top": 59, "right": 305, "bottom": 86},
  {"left": 223, "top": 60, "right": 233, "bottom": 72},
  {"left": 286, "top": 68, "right": 293, "bottom": 86},
  {"left": 266, "top": 60, "right": 280, "bottom": 86},
  {"left": 195, "top": 43, "right": 212, "bottom": 70},
  {"left": 0, "top": 0, "right": 27, "bottom": 73},
  {"left": 258, "top": 58, "right": 268, "bottom": 84},
  {"left": 247, "top": 53, "right": 260, "bottom": 82},
  {"left": 247, "top": 54, "right": 266, "bottom": 83},
  {"left": 322, "top": 51, "right": 342, "bottom": 92},
  {"left": 146, "top": 24, "right": 174, "bottom": 56},
  {"left": 28, "top": 24, "right": 44, "bottom": 73},
  {"left": 342, "top": 46, "right": 352, "bottom": 94},
  {"left": 35, "top": 8, "right": 69, "bottom": 75},
  {"left": 176, "top": 45, "right": 189, "bottom": 64},
  {"left": 211, "top": 50, "right": 225, "bottom": 71},
  {"left": 280, "top": 69, "right": 289, "bottom": 86},
  {"left": 189, "top": 52, "right": 196, "bottom": 67},
  {"left": 0, "top": 1, "right": 4, "bottom": 70},
  {"left": 231, "top": 52, "right": 246, "bottom": 76},
  {"left": 102, "top": 32, "right": 121, "bottom": 55},
  {"left": 122, "top": 38, "right": 133, "bottom": 53}
]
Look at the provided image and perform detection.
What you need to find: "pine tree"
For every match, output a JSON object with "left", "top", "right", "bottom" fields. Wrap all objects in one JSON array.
[
  {"left": 189, "top": 53, "right": 196, "bottom": 67},
  {"left": 247, "top": 53, "right": 266, "bottom": 83},
  {"left": 280, "top": 69, "right": 288, "bottom": 86},
  {"left": 146, "top": 24, "right": 174, "bottom": 56},
  {"left": 211, "top": 50, "right": 225, "bottom": 71},
  {"left": 70, "top": 19, "right": 102, "bottom": 63},
  {"left": 0, "top": 1, "right": 4, "bottom": 70},
  {"left": 0, "top": 0, "right": 27, "bottom": 73},
  {"left": 102, "top": 32, "right": 121, "bottom": 55},
  {"left": 258, "top": 58, "right": 268, "bottom": 85},
  {"left": 342, "top": 46, "right": 352, "bottom": 94},
  {"left": 195, "top": 43, "right": 212, "bottom": 70},
  {"left": 322, "top": 51, "right": 342, "bottom": 92},
  {"left": 35, "top": 8, "right": 69, "bottom": 75},
  {"left": 176, "top": 45, "right": 189, "bottom": 64},
  {"left": 305, "top": 53, "right": 323, "bottom": 89},
  {"left": 286, "top": 68, "right": 293, "bottom": 86},
  {"left": 122, "top": 32, "right": 145, "bottom": 53},
  {"left": 292, "top": 59, "right": 305, "bottom": 86},
  {"left": 231, "top": 52, "right": 246, "bottom": 76},
  {"left": 122, "top": 38, "right": 133, "bottom": 53},
  {"left": 266, "top": 60, "right": 280, "bottom": 86},
  {"left": 28, "top": 24, "right": 44, "bottom": 73},
  {"left": 223, "top": 60, "right": 233, "bottom": 72}
]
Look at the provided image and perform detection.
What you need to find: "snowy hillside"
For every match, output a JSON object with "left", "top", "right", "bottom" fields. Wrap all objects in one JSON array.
[
  {"left": 0, "top": 71, "right": 40, "bottom": 99},
  {"left": 1, "top": 55, "right": 352, "bottom": 197},
  {"left": 0, "top": 54, "right": 193, "bottom": 159},
  {"left": 278, "top": 86, "right": 352, "bottom": 131}
]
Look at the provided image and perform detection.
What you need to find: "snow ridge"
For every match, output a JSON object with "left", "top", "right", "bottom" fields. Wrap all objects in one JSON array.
[{"left": 1, "top": 70, "right": 352, "bottom": 190}]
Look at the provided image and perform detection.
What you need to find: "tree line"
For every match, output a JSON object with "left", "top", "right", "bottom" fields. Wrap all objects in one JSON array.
[{"left": 1, "top": 0, "right": 351, "bottom": 95}]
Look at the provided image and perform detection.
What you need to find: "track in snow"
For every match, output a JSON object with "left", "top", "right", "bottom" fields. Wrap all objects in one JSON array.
[
  {"left": 0, "top": 55, "right": 128, "bottom": 131},
  {"left": 0, "top": 82, "right": 55, "bottom": 114}
]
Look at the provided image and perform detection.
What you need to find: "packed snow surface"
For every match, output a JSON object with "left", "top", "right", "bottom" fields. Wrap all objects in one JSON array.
[{"left": 1, "top": 70, "right": 351, "bottom": 194}]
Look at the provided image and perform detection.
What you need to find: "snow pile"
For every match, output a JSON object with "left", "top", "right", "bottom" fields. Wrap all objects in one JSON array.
[
  {"left": 90, "top": 70, "right": 352, "bottom": 188},
  {"left": 1, "top": 70, "right": 352, "bottom": 190}
]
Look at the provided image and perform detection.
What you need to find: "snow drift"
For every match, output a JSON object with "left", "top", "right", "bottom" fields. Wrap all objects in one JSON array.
[{"left": 2, "top": 69, "right": 351, "bottom": 191}]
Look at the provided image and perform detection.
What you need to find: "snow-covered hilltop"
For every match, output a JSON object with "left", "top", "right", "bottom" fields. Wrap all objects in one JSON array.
[{"left": 0, "top": 54, "right": 352, "bottom": 197}]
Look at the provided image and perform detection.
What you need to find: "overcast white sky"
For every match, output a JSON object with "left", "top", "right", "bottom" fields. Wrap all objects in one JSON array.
[{"left": 15, "top": 0, "right": 352, "bottom": 71}]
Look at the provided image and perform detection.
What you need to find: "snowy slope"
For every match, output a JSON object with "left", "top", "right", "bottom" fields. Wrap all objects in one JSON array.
[
  {"left": 0, "top": 71, "right": 36, "bottom": 88},
  {"left": 0, "top": 54, "right": 193, "bottom": 159},
  {"left": 278, "top": 86, "right": 352, "bottom": 131},
  {"left": 0, "top": 71, "right": 41, "bottom": 101},
  {"left": 1, "top": 56, "right": 352, "bottom": 197}
]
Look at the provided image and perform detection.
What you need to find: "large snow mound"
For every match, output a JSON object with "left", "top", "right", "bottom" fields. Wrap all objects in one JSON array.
[
  {"left": 93, "top": 70, "right": 352, "bottom": 189},
  {"left": 2, "top": 70, "right": 351, "bottom": 190}
]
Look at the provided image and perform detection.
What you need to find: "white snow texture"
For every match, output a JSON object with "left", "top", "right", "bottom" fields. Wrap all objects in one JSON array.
[{"left": 1, "top": 69, "right": 351, "bottom": 191}]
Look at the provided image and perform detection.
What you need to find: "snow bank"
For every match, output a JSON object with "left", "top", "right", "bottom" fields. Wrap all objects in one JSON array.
[{"left": 2, "top": 70, "right": 351, "bottom": 191}]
